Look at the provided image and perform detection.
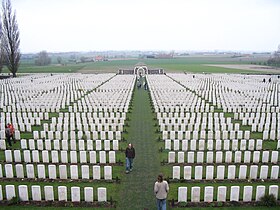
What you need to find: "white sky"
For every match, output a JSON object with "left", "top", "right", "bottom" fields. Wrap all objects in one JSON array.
[{"left": 12, "top": 0, "right": 280, "bottom": 53}]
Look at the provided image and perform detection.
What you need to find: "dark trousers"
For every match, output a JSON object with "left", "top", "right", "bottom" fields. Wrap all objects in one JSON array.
[{"left": 6, "top": 136, "right": 12, "bottom": 146}]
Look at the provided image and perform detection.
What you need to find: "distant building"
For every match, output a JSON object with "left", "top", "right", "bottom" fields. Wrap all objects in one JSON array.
[{"left": 95, "top": 56, "right": 108, "bottom": 61}]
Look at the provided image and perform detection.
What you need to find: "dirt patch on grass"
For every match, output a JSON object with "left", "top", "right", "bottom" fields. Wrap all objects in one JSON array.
[{"left": 205, "top": 64, "right": 280, "bottom": 73}]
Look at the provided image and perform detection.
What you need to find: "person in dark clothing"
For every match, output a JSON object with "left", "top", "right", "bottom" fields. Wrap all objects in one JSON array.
[
  {"left": 5, "top": 124, "right": 12, "bottom": 147},
  {"left": 125, "top": 143, "right": 135, "bottom": 173}
]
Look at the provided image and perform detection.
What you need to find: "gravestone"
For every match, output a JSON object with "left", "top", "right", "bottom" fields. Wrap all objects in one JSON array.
[
  {"left": 217, "top": 186, "right": 227, "bottom": 202},
  {"left": 230, "top": 186, "right": 239, "bottom": 201},
  {"left": 59, "top": 165, "right": 67, "bottom": 179},
  {"left": 239, "top": 165, "right": 247, "bottom": 179},
  {"left": 187, "top": 152, "right": 194, "bottom": 163},
  {"left": 97, "top": 187, "right": 107, "bottom": 202},
  {"left": 93, "top": 165, "right": 101, "bottom": 180},
  {"left": 269, "top": 185, "right": 278, "bottom": 200},
  {"left": 206, "top": 152, "right": 213, "bottom": 164},
  {"left": 168, "top": 152, "right": 175, "bottom": 163},
  {"left": 249, "top": 165, "right": 258, "bottom": 179},
  {"left": 31, "top": 185, "right": 41, "bottom": 201},
  {"left": 227, "top": 165, "right": 236, "bottom": 179},
  {"left": 104, "top": 166, "right": 112, "bottom": 180},
  {"left": 89, "top": 151, "right": 97, "bottom": 164},
  {"left": 58, "top": 186, "right": 67, "bottom": 201},
  {"left": 71, "top": 187, "right": 80, "bottom": 202},
  {"left": 260, "top": 165, "right": 268, "bottom": 179},
  {"left": 48, "top": 165, "right": 57, "bottom": 179},
  {"left": 5, "top": 185, "right": 15, "bottom": 200},
  {"left": 175, "top": 151, "right": 183, "bottom": 164},
  {"left": 178, "top": 187, "right": 187, "bottom": 202},
  {"left": 204, "top": 186, "right": 214, "bottom": 202},
  {"left": 82, "top": 165, "right": 89, "bottom": 179},
  {"left": 18, "top": 185, "right": 29, "bottom": 201},
  {"left": 256, "top": 185, "right": 265, "bottom": 201},
  {"left": 16, "top": 164, "right": 24, "bottom": 178},
  {"left": 270, "top": 166, "right": 279, "bottom": 179},
  {"left": 184, "top": 166, "right": 192, "bottom": 180},
  {"left": 84, "top": 187, "right": 94, "bottom": 202},
  {"left": 243, "top": 186, "right": 253, "bottom": 202},
  {"left": 70, "top": 165, "right": 78, "bottom": 179},
  {"left": 44, "top": 186, "right": 54, "bottom": 201},
  {"left": 37, "top": 164, "right": 46, "bottom": 179},
  {"left": 206, "top": 166, "right": 214, "bottom": 180},
  {"left": 99, "top": 151, "right": 106, "bottom": 164},
  {"left": 217, "top": 165, "right": 225, "bottom": 179},
  {"left": 191, "top": 187, "right": 200, "bottom": 202}
]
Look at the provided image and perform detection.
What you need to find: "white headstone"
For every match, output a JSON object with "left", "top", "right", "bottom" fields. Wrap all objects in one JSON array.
[
  {"left": 239, "top": 165, "right": 247, "bottom": 179},
  {"left": 204, "top": 186, "right": 214, "bottom": 202},
  {"left": 70, "top": 165, "right": 78, "bottom": 179},
  {"left": 243, "top": 186, "right": 253, "bottom": 202},
  {"left": 178, "top": 187, "right": 187, "bottom": 202},
  {"left": 59, "top": 165, "right": 67, "bottom": 179},
  {"left": 5, "top": 185, "right": 15, "bottom": 200},
  {"left": 230, "top": 186, "right": 239, "bottom": 201},
  {"left": 269, "top": 185, "right": 278, "bottom": 200},
  {"left": 44, "top": 186, "right": 54, "bottom": 201},
  {"left": 93, "top": 165, "right": 101, "bottom": 180},
  {"left": 191, "top": 187, "right": 200, "bottom": 202},
  {"left": 256, "top": 185, "right": 265, "bottom": 201},
  {"left": 217, "top": 186, "right": 227, "bottom": 202},
  {"left": 58, "top": 186, "right": 67, "bottom": 201},
  {"left": 71, "top": 187, "right": 80, "bottom": 202},
  {"left": 31, "top": 185, "right": 41, "bottom": 201},
  {"left": 97, "top": 187, "right": 107, "bottom": 202},
  {"left": 18, "top": 185, "right": 29, "bottom": 201},
  {"left": 84, "top": 187, "right": 94, "bottom": 202}
]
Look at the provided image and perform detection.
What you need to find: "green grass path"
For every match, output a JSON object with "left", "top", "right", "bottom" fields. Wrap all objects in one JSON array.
[{"left": 117, "top": 82, "right": 160, "bottom": 210}]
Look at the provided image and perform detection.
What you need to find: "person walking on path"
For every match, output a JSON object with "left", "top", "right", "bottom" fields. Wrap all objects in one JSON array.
[
  {"left": 8, "top": 123, "right": 15, "bottom": 143},
  {"left": 154, "top": 173, "right": 169, "bottom": 210},
  {"left": 125, "top": 143, "right": 135, "bottom": 173},
  {"left": 5, "top": 124, "right": 12, "bottom": 147}
]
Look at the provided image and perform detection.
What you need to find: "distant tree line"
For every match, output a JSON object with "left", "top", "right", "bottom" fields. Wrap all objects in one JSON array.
[{"left": 0, "top": 0, "right": 21, "bottom": 77}]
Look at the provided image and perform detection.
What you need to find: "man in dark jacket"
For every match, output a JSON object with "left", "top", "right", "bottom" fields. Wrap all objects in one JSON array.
[{"left": 125, "top": 143, "right": 135, "bottom": 173}]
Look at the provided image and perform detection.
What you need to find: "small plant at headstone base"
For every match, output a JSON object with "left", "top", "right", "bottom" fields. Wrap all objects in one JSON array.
[
  {"left": 178, "top": 201, "right": 187, "bottom": 207},
  {"left": 258, "top": 194, "right": 277, "bottom": 207},
  {"left": 82, "top": 134, "right": 87, "bottom": 140},
  {"left": 8, "top": 196, "right": 20, "bottom": 205},
  {"left": 217, "top": 201, "right": 223, "bottom": 207}
]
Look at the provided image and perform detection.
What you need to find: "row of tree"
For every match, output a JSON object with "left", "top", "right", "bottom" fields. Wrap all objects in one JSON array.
[{"left": 0, "top": 0, "right": 20, "bottom": 77}]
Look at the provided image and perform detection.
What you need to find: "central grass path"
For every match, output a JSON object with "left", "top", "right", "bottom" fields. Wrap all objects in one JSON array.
[{"left": 117, "top": 80, "right": 161, "bottom": 210}]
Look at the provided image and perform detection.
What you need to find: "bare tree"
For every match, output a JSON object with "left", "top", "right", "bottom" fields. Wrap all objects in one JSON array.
[
  {"left": 2, "top": 0, "right": 20, "bottom": 77},
  {"left": 35, "top": 50, "right": 51, "bottom": 66}
]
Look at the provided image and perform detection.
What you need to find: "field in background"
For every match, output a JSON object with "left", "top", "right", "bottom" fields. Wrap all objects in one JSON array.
[{"left": 1, "top": 54, "right": 277, "bottom": 74}]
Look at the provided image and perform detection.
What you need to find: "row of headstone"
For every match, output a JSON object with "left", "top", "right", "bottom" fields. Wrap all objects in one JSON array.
[
  {"left": 165, "top": 139, "right": 263, "bottom": 151},
  {"left": 19, "top": 139, "right": 119, "bottom": 151},
  {"left": 157, "top": 111, "right": 280, "bottom": 119},
  {"left": 29, "top": 130, "right": 122, "bottom": 140},
  {"left": 162, "top": 130, "right": 251, "bottom": 140},
  {"left": 0, "top": 111, "right": 49, "bottom": 121},
  {"left": 0, "top": 185, "right": 107, "bottom": 202},
  {"left": 5, "top": 150, "right": 116, "bottom": 164},
  {"left": 168, "top": 150, "right": 279, "bottom": 164},
  {"left": 56, "top": 111, "right": 126, "bottom": 119},
  {"left": 1, "top": 164, "right": 112, "bottom": 180},
  {"left": 41, "top": 122, "right": 124, "bottom": 132},
  {"left": 172, "top": 165, "right": 279, "bottom": 180},
  {"left": 178, "top": 185, "right": 278, "bottom": 202}
]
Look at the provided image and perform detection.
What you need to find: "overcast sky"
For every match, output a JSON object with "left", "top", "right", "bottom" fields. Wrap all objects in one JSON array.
[{"left": 12, "top": 0, "right": 280, "bottom": 53}]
